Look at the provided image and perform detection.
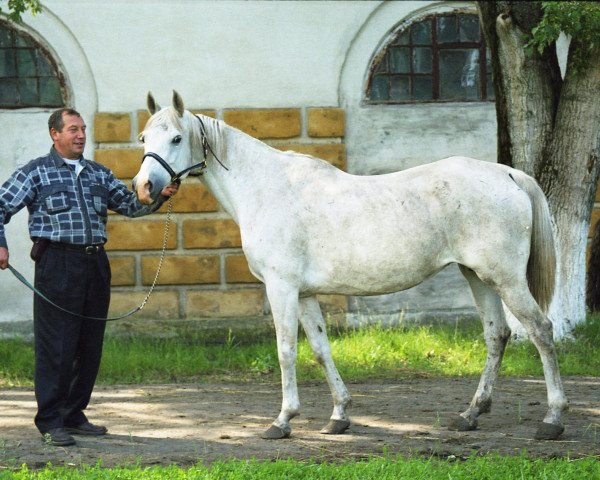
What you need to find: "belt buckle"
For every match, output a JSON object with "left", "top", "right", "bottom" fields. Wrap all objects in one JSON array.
[{"left": 84, "top": 245, "right": 97, "bottom": 254}]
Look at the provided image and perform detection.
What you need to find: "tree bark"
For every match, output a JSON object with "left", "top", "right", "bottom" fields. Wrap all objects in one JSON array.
[
  {"left": 478, "top": 2, "right": 600, "bottom": 338},
  {"left": 538, "top": 40, "right": 600, "bottom": 337}
]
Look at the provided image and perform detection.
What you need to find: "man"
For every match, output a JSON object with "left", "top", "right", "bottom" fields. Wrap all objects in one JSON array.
[{"left": 0, "top": 108, "right": 178, "bottom": 446}]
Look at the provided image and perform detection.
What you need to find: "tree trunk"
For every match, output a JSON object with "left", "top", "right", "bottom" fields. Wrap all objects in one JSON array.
[
  {"left": 538, "top": 40, "right": 600, "bottom": 337},
  {"left": 478, "top": 2, "right": 600, "bottom": 338}
]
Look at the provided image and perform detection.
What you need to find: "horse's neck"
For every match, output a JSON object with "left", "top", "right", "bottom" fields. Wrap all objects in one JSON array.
[{"left": 201, "top": 124, "right": 282, "bottom": 224}]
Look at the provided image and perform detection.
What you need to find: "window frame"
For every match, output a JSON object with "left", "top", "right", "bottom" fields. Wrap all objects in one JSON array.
[
  {"left": 0, "top": 19, "right": 67, "bottom": 109},
  {"left": 365, "top": 11, "right": 493, "bottom": 105}
]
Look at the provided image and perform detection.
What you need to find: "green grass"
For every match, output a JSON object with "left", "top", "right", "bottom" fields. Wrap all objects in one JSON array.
[
  {"left": 1, "top": 316, "right": 599, "bottom": 477},
  {"left": 1, "top": 454, "right": 598, "bottom": 479},
  {"left": 1, "top": 315, "right": 600, "bottom": 387}
]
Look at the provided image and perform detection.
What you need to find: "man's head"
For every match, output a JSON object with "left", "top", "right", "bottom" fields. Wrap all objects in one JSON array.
[{"left": 48, "top": 108, "right": 86, "bottom": 159}]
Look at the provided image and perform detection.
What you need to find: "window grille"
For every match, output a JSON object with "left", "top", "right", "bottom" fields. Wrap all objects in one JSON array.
[
  {"left": 366, "top": 13, "right": 494, "bottom": 104},
  {"left": 0, "top": 21, "right": 65, "bottom": 108}
]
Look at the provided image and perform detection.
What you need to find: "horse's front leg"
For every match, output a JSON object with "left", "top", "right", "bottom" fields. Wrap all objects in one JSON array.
[
  {"left": 261, "top": 282, "right": 301, "bottom": 439},
  {"left": 299, "top": 296, "right": 351, "bottom": 434}
]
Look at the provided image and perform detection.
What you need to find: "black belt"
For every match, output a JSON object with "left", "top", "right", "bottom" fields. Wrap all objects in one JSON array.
[{"left": 49, "top": 242, "right": 104, "bottom": 254}]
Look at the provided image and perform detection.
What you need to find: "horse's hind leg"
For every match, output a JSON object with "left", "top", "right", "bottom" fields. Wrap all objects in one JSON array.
[
  {"left": 448, "top": 265, "right": 512, "bottom": 432},
  {"left": 496, "top": 283, "right": 568, "bottom": 440},
  {"left": 299, "top": 296, "right": 352, "bottom": 434}
]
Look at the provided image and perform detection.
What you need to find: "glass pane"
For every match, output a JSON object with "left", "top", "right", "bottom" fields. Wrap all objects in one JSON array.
[
  {"left": 16, "top": 35, "right": 34, "bottom": 47},
  {"left": 412, "top": 47, "right": 432, "bottom": 73},
  {"left": 0, "top": 78, "right": 18, "bottom": 104},
  {"left": 460, "top": 15, "right": 480, "bottom": 42},
  {"left": 411, "top": 20, "right": 432, "bottom": 44},
  {"left": 413, "top": 76, "right": 433, "bottom": 100},
  {"left": 369, "top": 75, "right": 389, "bottom": 101},
  {"left": 0, "top": 25, "right": 64, "bottom": 107},
  {"left": 393, "top": 29, "right": 410, "bottom": 46},
  {"left": 437, "top": 15, "right": 459, "bottom": 43},
  {"left": 39, "top": 77, "right": 62, "bottom": 105},
  {"left": 0, "top": 27, "right": 13, "bottom": 47},
  {"left": 439, "top": 49, "right": 480, "bottom": 100},
  {"left": 17, "top": 48, "right": 36, "bottom": 76},
  {"left": 19, "top": 77, "right": 38, "bottom": 104},
  {"left": 0, "top": 49, "right": 16, "bottom": 77},
  {"left": 389, "top": 47, "right": 409, "bottom": 73},
  {"left": 390, "top": 76, "right": 410, "bottom": 100},
  {"left": 36, "top": 50, "right": 55, "bottom": 76}
]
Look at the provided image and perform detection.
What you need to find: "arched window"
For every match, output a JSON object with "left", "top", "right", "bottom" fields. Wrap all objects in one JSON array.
[
  {"left": 366, "top": 12, "right": 494, "bottom": 104},
  {"left": 0, "top": 20, "right": 65, "bottom": 108}
]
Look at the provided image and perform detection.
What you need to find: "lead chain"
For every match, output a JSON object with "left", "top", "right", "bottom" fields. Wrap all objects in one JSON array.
[{"left": 139, "top": 197, "right": 173, "bottom": 310}]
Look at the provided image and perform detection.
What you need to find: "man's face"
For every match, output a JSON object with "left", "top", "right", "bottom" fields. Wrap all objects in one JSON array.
[{"left": 50, "top": 113, "right": 86, "bottom": 159}]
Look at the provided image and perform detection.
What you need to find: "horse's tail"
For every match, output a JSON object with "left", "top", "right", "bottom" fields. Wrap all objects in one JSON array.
[{"left": 510, "top": 170, "right": 556, "bottom": 313}]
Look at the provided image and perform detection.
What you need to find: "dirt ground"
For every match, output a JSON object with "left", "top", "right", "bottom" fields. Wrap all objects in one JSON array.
[{"left": 1, "top": 376, "right": 598, "bottom": 468}]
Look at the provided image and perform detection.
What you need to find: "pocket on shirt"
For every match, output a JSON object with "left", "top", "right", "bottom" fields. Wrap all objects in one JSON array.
[
  {"left": 90, "top": 184, "right": 108, "bottom": 217},
  {"left": 41, "top": 184, "right": 71, "bottom": 214}
]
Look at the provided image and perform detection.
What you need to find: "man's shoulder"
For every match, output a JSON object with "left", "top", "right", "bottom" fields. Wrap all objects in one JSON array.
[{"left": 19, "top": 153, "right": 54, "bottom": 175}]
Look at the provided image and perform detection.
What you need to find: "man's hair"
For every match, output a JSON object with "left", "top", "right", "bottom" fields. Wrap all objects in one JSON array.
[{"left": 48, "top": 108, "right": 81, "bottom": 133}]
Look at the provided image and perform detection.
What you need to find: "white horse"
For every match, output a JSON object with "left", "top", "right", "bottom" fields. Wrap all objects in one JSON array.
[{"left": 133, "top": 91, "right": 567, "bottom": 441}]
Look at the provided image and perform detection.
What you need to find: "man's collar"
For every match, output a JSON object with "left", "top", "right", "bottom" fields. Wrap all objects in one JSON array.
[{"left": 50, "top": 146, "right": 87, "bottom": 168}]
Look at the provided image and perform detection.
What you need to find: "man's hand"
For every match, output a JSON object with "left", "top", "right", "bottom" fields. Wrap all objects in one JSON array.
[
  {"left": 0, "top": 247, "right": 9, "bottom": 270},
  {"left": 161, "top": 182, "right": 180, "bottom": 198}
]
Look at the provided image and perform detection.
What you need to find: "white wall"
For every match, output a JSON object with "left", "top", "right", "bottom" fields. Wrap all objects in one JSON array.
[
  {"left": 2, "top": 1, "right": 500, "bottom": 323},
  {"left": 23, "top": 0, "right": 379, "bottom": 110}
]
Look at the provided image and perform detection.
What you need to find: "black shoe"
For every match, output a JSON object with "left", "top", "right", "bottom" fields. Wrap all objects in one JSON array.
[
  {"left": 65, "top": 421, "right": 108, "bottom": 436},
  {"left": 42, "top": 428, "right": 76, "bottom": 446}
]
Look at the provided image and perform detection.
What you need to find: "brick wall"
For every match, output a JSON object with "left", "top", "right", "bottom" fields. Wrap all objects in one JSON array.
[{"left": 94, "top": 107, "right": 347, "bottom": 322}]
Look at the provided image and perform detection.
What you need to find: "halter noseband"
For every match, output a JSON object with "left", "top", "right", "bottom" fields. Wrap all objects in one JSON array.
[{"left": 142, "top": 115, "right": 227, "bottom": 185}]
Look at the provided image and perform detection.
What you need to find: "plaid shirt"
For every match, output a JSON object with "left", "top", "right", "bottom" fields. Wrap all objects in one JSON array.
[{"left": 0, "top": 147, "right": 163, "bottom": 248}]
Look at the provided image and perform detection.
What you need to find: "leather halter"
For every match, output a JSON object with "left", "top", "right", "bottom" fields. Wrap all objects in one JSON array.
[{"left": 142, "top": 115, "right": 227, "bottom": 185}]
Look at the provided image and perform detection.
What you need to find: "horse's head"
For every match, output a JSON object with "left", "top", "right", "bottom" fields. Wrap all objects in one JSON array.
[{"left": 133, "top": 91, "right": 196, "bottom": 204}]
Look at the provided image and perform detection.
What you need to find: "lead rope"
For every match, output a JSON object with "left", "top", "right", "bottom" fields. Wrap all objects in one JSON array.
[
  {"left": 7, "top": 196, "right": 174, "bottom": 322},
  {"left": 138, "top": 196, "right": 173, "bottom": 311}
]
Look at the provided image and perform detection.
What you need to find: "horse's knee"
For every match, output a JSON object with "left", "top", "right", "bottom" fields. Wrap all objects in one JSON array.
[{"left": 277, "top": 344, "right": 297, "bottom": 368}]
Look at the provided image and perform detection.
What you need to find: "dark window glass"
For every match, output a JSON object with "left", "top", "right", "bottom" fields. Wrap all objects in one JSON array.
[
  {"left": 366, "top": 13, "right": 493, "bottom": 104},
  {"left": 411, "top": 20, "right": 432, "bottom": 44},
  {"left": 437, "top": 15, "right": 459, "bottom": 44},
  {"left": 0, "top": 21, "right": 65, "bottom": 108},
  {"left": 439, "top": 49, "right": 479, "bottom": 100}
]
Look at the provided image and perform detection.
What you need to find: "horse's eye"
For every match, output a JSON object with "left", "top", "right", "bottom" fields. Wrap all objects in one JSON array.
[
  {"left": 139, "top": 134, "right": 145, "bottom": 144},
  {"left": 173, "top": 135, "right": 182, "bottom": 145}
]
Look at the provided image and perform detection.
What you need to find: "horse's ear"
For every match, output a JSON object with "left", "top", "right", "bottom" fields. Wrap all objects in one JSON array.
[
  {"left": 147, "top": 92, "right": 160, "bottom": 114},
  {"left": 173, "top": 90, "right": 185, "bottom": 117}
]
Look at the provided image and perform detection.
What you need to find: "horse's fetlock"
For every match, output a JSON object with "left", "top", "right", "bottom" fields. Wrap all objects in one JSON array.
[{"left": 476, "top": 398, "right": 492, "bottom": 414}]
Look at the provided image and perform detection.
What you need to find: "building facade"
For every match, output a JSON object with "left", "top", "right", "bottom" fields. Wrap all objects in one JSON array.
[{"left": 1, "top": 1, "right": 507, "bottom": 331}]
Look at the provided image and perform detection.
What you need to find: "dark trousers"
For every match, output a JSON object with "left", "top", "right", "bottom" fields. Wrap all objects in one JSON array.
[{"left": 33, "top": 245, "right": 111, "bottom": 433}]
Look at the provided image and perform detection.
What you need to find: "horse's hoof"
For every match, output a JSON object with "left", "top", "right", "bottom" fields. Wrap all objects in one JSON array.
[
  {"left": 534, "top": 422, "right": 564, "bottom": 440},
  {"left": 260, "top": 424, "right": 291, "bottom": 440},
  {"left": 320, "top": 419, "right": 350, "bottom": 435},
  {"left": 447, "top": 415, "right": 477, "bottom": 431}
]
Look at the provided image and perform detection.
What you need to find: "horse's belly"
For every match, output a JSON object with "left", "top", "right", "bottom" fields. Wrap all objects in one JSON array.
[{"left": 302, "top": 251, "right": 449, "bottom": 296}]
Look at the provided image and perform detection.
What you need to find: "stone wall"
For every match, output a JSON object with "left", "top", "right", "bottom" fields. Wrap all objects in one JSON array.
[{"left": 94, "top": 107, "right": 347, "bottom": 323}]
